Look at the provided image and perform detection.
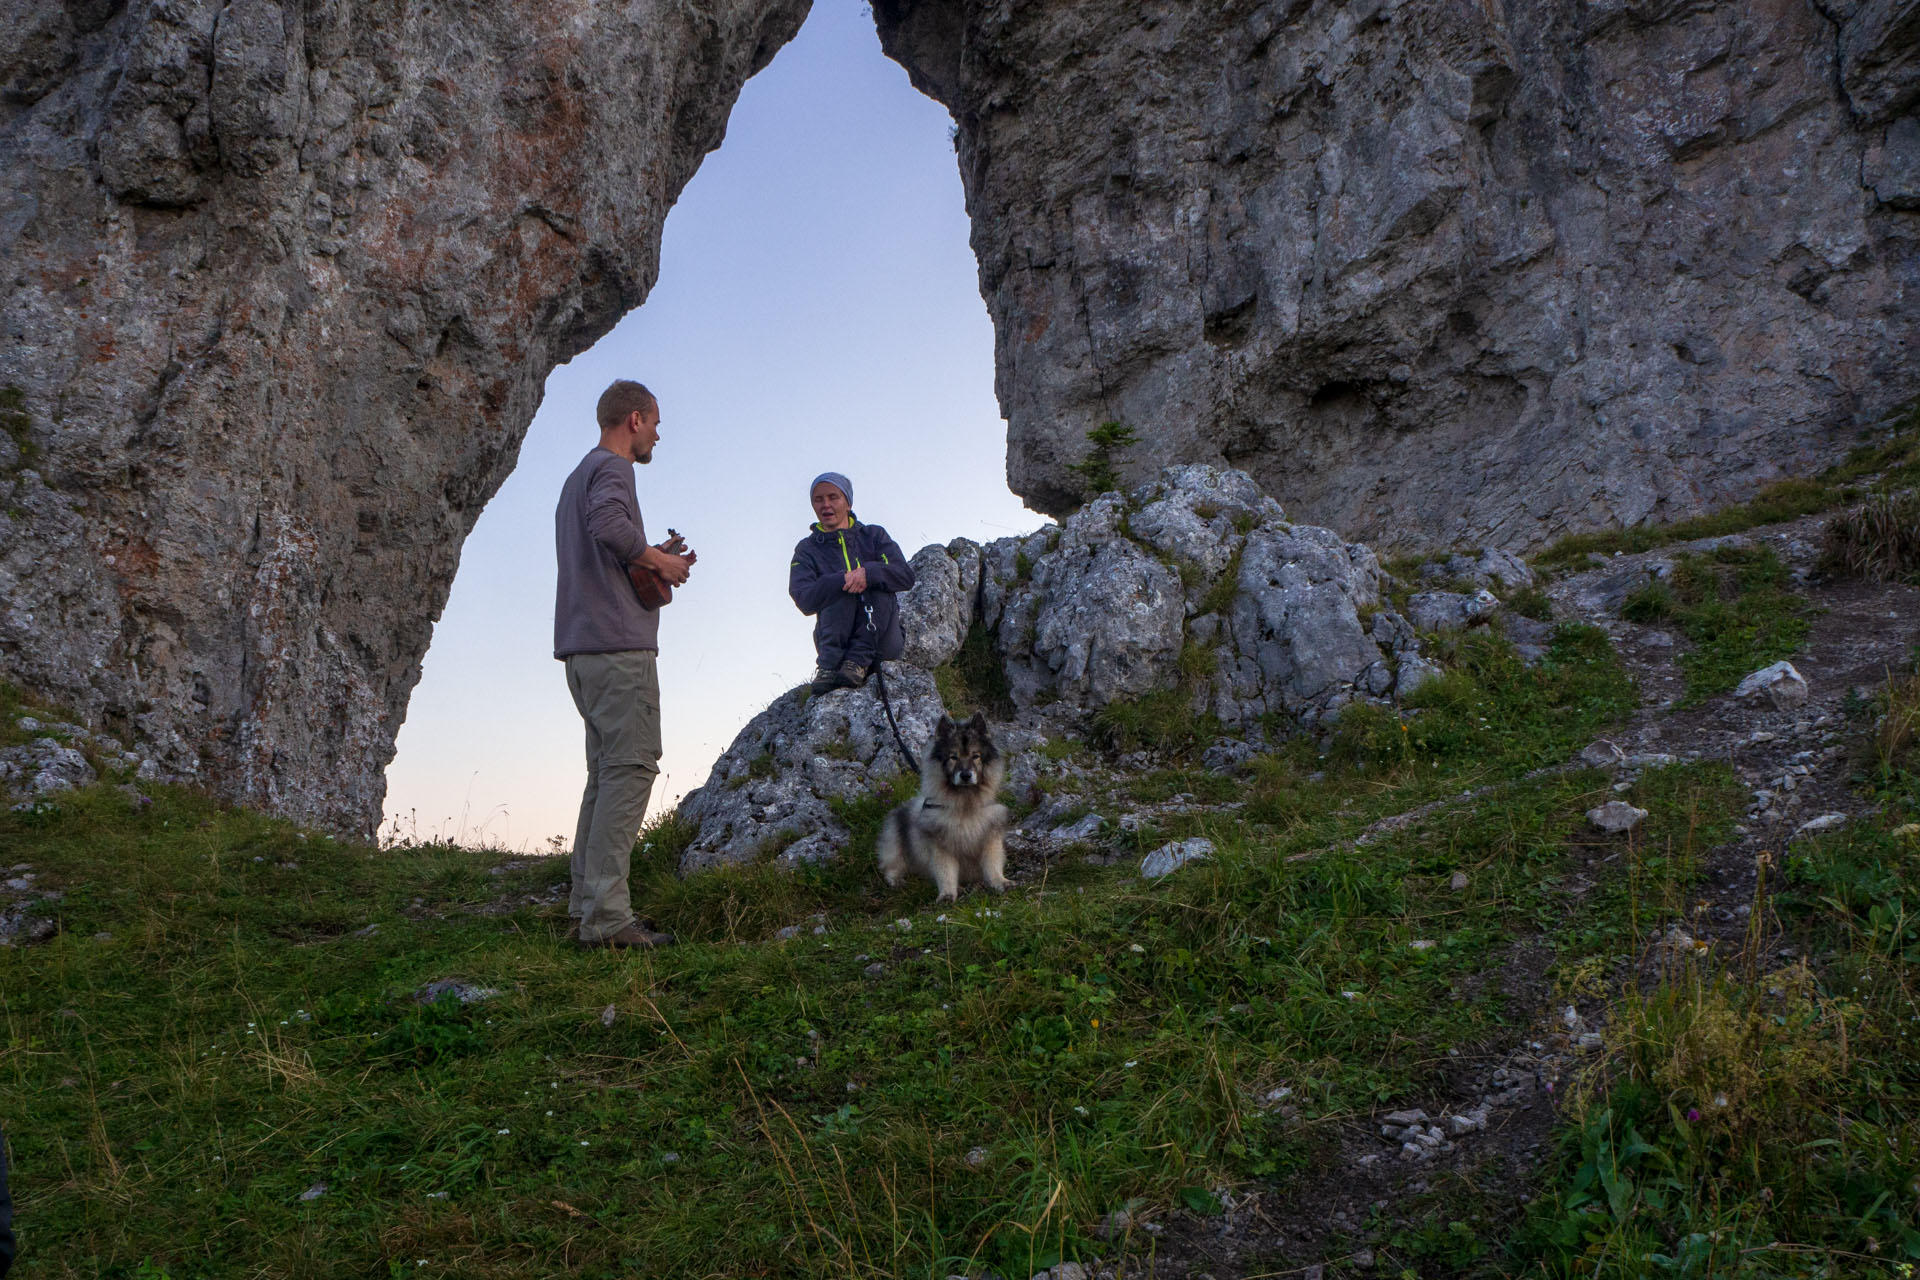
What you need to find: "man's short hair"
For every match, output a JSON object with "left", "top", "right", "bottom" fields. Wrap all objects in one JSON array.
[{"left": 596, "top": 380, "right": 657, "bottom": 431}]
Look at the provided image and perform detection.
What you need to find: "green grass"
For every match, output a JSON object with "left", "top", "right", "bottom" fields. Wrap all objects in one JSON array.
[
  {"left": 1502, "top": 648, "right": 1920, "bottom": 1279},
  {"left": 3, "top": 631, "right": 1916, "bottom": 1278},
  {"left": 931, "top": 618, "right": 1015, "bottom": 720},
  {"left": 1619, "top": 545, "right": 1813, "bottom": 704}
]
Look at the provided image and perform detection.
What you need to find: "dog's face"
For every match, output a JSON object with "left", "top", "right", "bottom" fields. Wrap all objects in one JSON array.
[{"left": 932, "top": 711, "right": 999, "bottom": 791}]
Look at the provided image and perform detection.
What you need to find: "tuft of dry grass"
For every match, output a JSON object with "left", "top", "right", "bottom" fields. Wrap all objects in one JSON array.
[
  {"left": 1870, "top": 667, "right": 1920, "bottom": 776},
  {"left": 1820, "top": 492, "right": 1920, "bottom": 584}
]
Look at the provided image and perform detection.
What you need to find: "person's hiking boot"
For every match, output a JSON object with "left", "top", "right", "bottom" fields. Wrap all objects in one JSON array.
[
  {"left": 576, "top": 922, "right": 676, "bottom": 950},
  {"left": 808, "top": 666, "right": 839, "bottom": 695},
  {"left": 834, "top": 661, "right": 870, "bottom": 689}
]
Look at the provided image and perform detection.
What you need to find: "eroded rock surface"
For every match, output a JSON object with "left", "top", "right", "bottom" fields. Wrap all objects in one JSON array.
[
  {"left": 1, "top": 0, "right": 810, "bottom": 836},
  {"left": 875, "top": 0, "right": 1920, "bottom": 546}
]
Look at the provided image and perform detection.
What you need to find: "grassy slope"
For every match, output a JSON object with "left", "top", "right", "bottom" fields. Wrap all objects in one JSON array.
[
  {"left": 4, "top": 415, "right": 1919, "bottom": 1278},
  {"left": 4, "top": 628, "right": 1670, "bottom": 1280}
]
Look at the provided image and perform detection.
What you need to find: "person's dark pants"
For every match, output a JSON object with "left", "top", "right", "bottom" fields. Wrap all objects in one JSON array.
[{"left": 815, "top": 595, "right": 878, "bottom": 672}]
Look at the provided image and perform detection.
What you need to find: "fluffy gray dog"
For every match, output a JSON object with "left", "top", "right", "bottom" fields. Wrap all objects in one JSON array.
[{"left": 877, "top": 711, "right": 1010, "bottom": 902}]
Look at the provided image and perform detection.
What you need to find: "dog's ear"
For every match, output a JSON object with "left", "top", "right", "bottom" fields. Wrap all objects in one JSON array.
[
  {"left": 933, "top": 714, "right": 955, "bottom": 748},
  {"left": 967, "top": 710, "right": 990, "bottom": 735}
]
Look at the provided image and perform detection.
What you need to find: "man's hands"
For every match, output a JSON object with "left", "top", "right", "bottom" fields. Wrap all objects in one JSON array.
[
  {"left": 641, "top": 534, "right": 695, "bottom": 586},
  {"left": 841, "top": 565, "right": 868, "bottom": 594}
]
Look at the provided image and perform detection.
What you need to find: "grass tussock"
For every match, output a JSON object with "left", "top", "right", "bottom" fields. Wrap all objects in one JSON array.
[
  {"left": 1821, "top": 492, "right": 1920, "bottom": 585},
  {"left": 933, "top": 617, "right": 1016, "bottom": 720}
]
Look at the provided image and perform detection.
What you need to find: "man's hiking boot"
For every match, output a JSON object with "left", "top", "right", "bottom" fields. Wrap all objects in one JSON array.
[
  {"left": 577, "top": 922, "right": 675, "bottom": 950},
  {"left": 835, "top": 661, "right": 870, "bottom": 689},
  {"left": 808, "top": 667, "right": 838, "bottom": 695}
]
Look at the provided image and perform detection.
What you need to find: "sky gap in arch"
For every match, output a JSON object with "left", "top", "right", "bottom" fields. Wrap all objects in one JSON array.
[{"left": 382, "top": 0, "right": 1038, "bottom": 850}]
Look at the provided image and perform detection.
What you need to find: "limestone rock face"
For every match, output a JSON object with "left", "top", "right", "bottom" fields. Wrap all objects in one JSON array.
[
  {"left": 0, "top": 0, "right": 810, "bottom": 835},
  {"left": 973, "top": 465, "right": 1392, "bottom": 726},
  {"left": 874, "top": 0, "right": 1920, "bottom": 547}
]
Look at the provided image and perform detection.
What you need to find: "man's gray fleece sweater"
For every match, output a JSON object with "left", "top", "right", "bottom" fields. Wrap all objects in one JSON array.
[{"left": 553, "top": 447, "right": 659, "bottom": 658}]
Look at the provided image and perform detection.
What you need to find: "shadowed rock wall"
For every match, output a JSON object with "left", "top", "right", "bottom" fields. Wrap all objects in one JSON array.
[
  {"left": 874, "top": 0, "right": 1920, "bottom": 546},
  {"left": 1, "top": 0, "right": 809, "bottom": 836}
]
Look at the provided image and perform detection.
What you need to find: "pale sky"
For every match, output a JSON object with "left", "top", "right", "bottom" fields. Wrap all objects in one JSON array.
[{"left": 381, "top": 0, "right": 1038, "bottom": 849}]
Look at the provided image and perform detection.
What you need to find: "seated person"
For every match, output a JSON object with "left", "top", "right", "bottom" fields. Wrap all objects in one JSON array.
[{"left": 789, "top": 472, "right": 916, "bottom": 694}]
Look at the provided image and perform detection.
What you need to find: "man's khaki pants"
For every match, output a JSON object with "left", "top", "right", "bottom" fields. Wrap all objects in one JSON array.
[{"left": 564, "top": 650, "right": 661, "bottom": 943}]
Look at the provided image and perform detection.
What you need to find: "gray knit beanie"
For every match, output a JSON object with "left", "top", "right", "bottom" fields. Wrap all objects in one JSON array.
[{"left": 809, "top": 471, "right": 852, "bottom": 504}]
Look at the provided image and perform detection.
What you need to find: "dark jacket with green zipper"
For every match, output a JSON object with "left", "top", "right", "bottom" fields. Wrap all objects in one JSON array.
[{"left": 788, "top": 518, "right": 915, "bottom": 668}]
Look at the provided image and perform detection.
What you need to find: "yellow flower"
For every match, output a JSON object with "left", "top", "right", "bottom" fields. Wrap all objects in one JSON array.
[{"left": 1090, "top": 1018, "right": 1100, "bottom": 1029}]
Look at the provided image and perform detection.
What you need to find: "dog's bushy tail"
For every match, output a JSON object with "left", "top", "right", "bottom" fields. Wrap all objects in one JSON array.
[{"left": 875, "top": 804, "right": 912, "bottom": 886}]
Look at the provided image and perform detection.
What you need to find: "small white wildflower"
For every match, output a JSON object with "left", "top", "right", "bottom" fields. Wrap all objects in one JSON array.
[
  {"left": 579, "top": 1140, "right": 589, "bottom": 1146},
  {"left": 496, "top": 1128, "right": 510, "bottom": 1135},
  {"left": 1129, "top": 943, "right": 1146, "bottom": 953},
  {"left": 1125, "top": 1060, "right": 1138, "bottom": 1068}
]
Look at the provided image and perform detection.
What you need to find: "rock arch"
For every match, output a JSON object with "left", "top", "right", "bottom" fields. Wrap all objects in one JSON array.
[{"left": 4, "top": 0, "right": 1917, "bottom": 836}]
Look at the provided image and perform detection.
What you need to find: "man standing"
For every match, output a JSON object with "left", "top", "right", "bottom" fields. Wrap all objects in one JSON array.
[{"left": 554, "top": 379, "right": 691, "bottom": 949}]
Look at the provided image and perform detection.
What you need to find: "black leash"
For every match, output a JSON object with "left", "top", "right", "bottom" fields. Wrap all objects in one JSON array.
[{"left": 865, "top": 596, "right": 921, "bottom": 777}]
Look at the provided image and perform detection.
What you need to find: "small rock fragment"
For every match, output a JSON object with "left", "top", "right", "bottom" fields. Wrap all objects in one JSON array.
[
  {"left": 1140, "top": 837, "right": 1214, "bottom": 879},
  {"left": 1734, "top": 661, "right": 1809, "bottom": 711},
  {"left": 1588, "top": 801, "right": 1648, "bottom": 834},
  {"left": 600, "top": 1005, "right": 617, "bottom": 1028},
  {"left": 1579, "top": 739, "right": 1626, "bottom": 768},
  {"left": 1448, "top": 870, "right": 1469, "bottom": 891},
  {"left": 1793, "top": 812, "right": 1848, "bottom": 838},
  {"left": 414, "top": 979, "right": 497, "bottom": 1005}
]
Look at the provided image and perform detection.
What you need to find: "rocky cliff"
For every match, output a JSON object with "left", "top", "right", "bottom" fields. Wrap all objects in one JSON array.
[
  {"left": 0, "top": 0, "right": 809, "bottom": 835},
  {"left": 874, "top": 0, "right": 1920, "bottom": 545}
]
